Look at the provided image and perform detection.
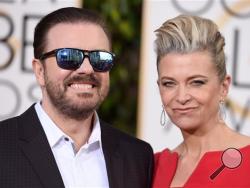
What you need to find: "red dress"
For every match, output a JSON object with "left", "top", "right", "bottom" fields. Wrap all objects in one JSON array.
[{"left": 153, "top": 145, "right": 250, "bottom": 187}]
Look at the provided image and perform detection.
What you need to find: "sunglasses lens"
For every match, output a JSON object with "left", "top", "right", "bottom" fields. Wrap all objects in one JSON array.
[
  {"left": 56, "top": 49, "right": 83, "bottom": 70},
  {"left": 89, "top": 51, "right": 114, "bottom": 72},
  {"left": 54, "top": 48, "right": 114, "bottom": 71}
]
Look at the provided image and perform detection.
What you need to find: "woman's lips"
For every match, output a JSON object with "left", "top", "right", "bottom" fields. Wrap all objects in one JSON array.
[{"left": 173, "top": 107, "right": 197, "bottom": 114}]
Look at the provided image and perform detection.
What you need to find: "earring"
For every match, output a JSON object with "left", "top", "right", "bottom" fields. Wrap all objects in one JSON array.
[
  {"left": 160, "top": 105, "right": 166, "bottom": 126},
  {"left": 160, "top": 105, "right": 172, "bottom": 129},
  {"left": 219, "top": 99, "right": 226, "bottom": 121}
]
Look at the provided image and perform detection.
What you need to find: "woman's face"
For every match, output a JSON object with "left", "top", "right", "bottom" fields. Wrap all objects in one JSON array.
[{"left": 157, "top": 51, "right": 230, "bottom": 132}]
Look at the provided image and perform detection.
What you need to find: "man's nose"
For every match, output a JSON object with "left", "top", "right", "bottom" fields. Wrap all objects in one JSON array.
[{"left": 75, "top": 57, "right": 94, "bottom": 74}]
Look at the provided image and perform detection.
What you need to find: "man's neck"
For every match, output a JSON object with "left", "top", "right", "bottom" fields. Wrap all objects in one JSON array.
[{"left": 41, "top": 101, "right": 95, "bottom": 152}]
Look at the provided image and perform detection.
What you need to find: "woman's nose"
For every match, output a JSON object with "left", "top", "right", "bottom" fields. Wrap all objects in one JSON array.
[{"left": 176, "top": 86, "right": 191, "bottom": 104}]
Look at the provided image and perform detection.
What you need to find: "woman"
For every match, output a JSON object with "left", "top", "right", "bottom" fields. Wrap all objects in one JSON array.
[{"left": 153, "top": 14, "right": 250, "bottom": 187}]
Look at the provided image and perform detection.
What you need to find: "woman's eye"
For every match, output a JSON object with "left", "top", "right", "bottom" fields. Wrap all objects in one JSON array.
[
  {"left": 162, "top": 81, "right": 175, "bottom": 87},
  {"left": 191, "top": 80, "right": 206, "bottom": 86}
]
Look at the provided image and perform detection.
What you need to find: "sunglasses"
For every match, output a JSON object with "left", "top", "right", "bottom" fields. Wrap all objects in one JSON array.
[{"left": 39, "top": 48, "right": 115, "bottom": 72}]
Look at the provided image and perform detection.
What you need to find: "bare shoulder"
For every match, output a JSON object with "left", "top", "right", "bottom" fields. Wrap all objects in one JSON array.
[{"left": 231, "top": 132, "right": 250, "bottom": 148}]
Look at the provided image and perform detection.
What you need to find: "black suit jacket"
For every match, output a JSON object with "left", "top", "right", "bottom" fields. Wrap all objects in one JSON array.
[{"left": 0, "top": 105, "right": 154, "bottom": 188}]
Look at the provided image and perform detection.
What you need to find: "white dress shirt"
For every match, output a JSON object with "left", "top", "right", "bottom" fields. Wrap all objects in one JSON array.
[{"left": 35, "top": 102, "right": 109, "bottom": 188}]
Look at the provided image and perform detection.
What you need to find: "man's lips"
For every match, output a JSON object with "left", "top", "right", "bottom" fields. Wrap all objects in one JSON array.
[
  {"left": 69, "top": 83, "right": 94, "bottom": 89},
  {"left": 65, "top": 75, "right": 100, "bottom": 88}
]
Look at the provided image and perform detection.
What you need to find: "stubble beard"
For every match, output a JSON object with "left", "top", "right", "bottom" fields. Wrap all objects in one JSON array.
[{"left": 44, "top": 72, "right": 109, "bottom": 121}]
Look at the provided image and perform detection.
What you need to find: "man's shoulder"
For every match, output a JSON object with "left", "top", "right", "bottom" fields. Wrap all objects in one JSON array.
[
  {"left": 0, "top": 116, "right": 19, "bottom": 147},
  {"left": 0, "top": 104, "right": 37, "bottom": 134},
  {"left": 0, "top": 116, "right": 18, "bottom": 130}
]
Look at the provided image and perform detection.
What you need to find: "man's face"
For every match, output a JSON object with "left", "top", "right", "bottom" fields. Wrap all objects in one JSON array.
[{"left": 38, "top": 22, "right": 110, "bottom": 120}]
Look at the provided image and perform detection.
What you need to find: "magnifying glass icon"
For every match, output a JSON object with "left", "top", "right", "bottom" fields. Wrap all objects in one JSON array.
[{"left": 210, "top": 148, "right": 242, "bottom": 180}]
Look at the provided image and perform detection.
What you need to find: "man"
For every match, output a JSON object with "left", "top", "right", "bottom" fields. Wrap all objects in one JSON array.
[{"left": 0, "top": 7, "right": 153, "bottom": 188}]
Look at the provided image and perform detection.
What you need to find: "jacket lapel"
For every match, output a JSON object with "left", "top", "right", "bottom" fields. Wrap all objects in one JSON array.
[
  {"left": 101, "top": 121, "right": 124, "bottom": 188},
  {"left": 18, "top": 105, "right": 65, "bottom": 188}
]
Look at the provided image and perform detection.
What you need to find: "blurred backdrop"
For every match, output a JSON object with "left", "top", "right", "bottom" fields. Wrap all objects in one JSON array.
[
  {"left": 138, "top": 0, "right": 250, "bottom": 151},
  {"left": 0, "top": 0, "right": 250, "bottom": 151},
  {"left": 83, "top": 0, "right": 143, "bottom": 135},
  {"left": 0, "top": 0, "right": 142, "bottom": 136}
]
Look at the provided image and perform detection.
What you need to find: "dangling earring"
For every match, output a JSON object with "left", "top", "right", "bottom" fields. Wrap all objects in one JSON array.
[
  {"left": 219, "top": 99, "right": 226, "bottom": 121},
  {"left": 160, "top": 105, "right": 172, "bottom": 129},
  {"left": 160, "top": 105, "right": 166, "bottom": 126}
]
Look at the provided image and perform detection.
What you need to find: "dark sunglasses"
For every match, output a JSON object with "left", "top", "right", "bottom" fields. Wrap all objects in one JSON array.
[{"left": 39, "top": 48, "right": 115, "bottom": 72}]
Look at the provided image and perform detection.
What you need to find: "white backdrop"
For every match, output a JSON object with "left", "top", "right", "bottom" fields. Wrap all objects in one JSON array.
[
  {"left": 1, "top": 0, "right": 250, "bottom": 153},
  {"left": 138, "top": 0, "right": 250, "bottom": 152},
  {"left": 0, "top": 0, "right": 81, "bottom": 120}
]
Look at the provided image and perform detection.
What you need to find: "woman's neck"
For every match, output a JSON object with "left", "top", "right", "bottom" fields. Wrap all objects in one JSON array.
[{"left": 176, "top": 123, "right": 232, "bottom": 159}]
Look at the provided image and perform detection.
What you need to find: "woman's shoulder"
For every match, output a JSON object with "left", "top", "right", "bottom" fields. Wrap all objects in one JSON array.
[
  {"left": 229, "top": 132, "right": 250, "bottom": 149},
  {"left": 155, "top": 148, "right": 171, "bottom": 156},
  {"left": 153, "top": 148, "right": 179, "bottom": 187},
  {"left": 239, "top": 143, "right": 250, "bottom": 153},
  {"left": 154, "top": 148, "right": 179, "bottom": 165},
  {"left": 155, "top": 148, "right": 173, "bottom": 158}
]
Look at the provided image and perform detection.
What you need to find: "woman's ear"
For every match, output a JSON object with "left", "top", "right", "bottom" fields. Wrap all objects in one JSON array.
[
  {"left": 32, "top": 58, "right": 45, "bottom": 87},
  {"left": 221, "top": 75, "right": 231, "bottom": 98}
]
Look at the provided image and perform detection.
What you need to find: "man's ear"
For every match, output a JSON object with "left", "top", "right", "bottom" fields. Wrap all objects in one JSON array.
[{"left": 32, "top": 58, "right": 45, "bottom": 87}]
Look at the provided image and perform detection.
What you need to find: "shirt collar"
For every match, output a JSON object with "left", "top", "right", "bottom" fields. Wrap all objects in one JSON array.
[{"left": 34, "top": 102, "right": 103, "bottom": 152}]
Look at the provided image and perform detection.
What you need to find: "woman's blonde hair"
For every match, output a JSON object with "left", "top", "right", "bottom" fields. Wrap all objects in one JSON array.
[{"left": 154, "top": 14, "right": 226, "bottom": 82}]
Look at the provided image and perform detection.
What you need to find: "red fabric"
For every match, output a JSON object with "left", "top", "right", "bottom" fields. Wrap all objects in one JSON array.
[{"left": 153, "top": 145, "right": 250, "bottom": 188}]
